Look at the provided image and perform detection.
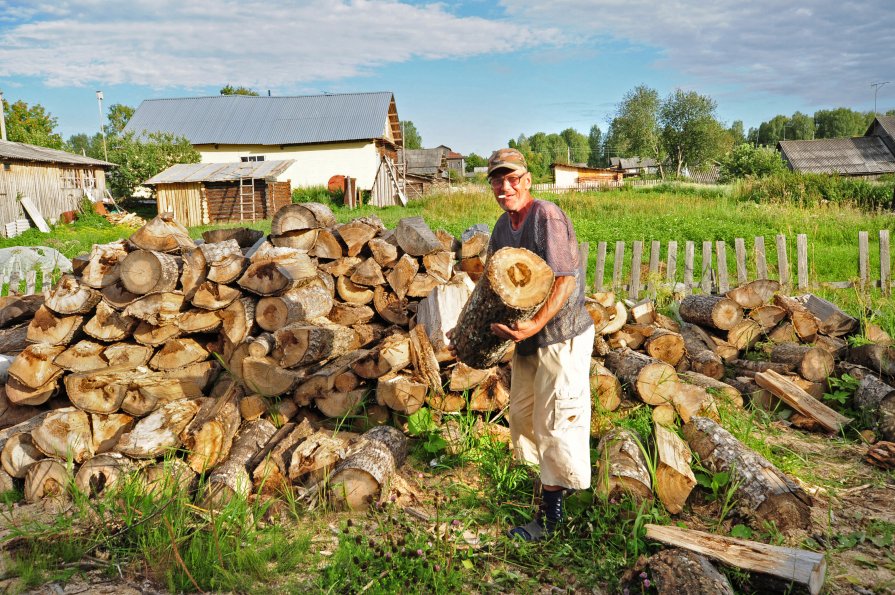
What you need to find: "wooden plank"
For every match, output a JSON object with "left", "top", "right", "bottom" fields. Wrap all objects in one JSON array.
[
  {"left": 754, "top": 236, "right": 768, "bottom": 280},
  {"left": 666, "top": 241, "right": 678, "bottom": 286},
  {"left": 684, "top": 241, "right": 695, "bottom": 295},
  {"left": 755, "top": 370, "right": 852, "bottom": 432},
  {"left": 716, "top": 240, "right": 729, "bottom": 293},
  {"left": 648, "top": 240, "right": 660, "bottom": 297},
  {"left": 734, "top": 238, "right": 747, "bottom": 285},
  {"left": 701, "top": 240, "right": 712, "bottom": 294},
  {"left": 578, "top": 242, "right": 589, "bottom": 284},
  {"left": 645, "top": 524, "right": 826, "bottom": 595},
  {"left": 612, "top": 241, "right": 625, "bottom": 291},
  {"left": 19, "top": 196, "right": 51, "bottom": 233},
  {"left": 797, "top": 234, "right": 808, "bottom": 291},
  {"left": 630, "top": 240, "right": 643, "bottom": 300},
  {"left": 881, "top": 229, "right": 891, "bottom": 296},
  {"left": 776, "top": 234, "right": 789, "bottom": 287},
  {"left": 594, "top": 241, "right": 607, "bottom": 292},
  {"left": 859, "top": 231, "right": 869, "bottom": 288}
]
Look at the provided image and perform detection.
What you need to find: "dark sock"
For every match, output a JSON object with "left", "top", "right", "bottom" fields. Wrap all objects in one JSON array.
[{"left": 540, "top": 489, "right": 564, "bottom": 531}]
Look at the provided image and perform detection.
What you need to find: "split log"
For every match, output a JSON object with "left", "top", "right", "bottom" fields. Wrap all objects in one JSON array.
[
  {"left": 251, "top": 418, "right": 317, "bottom": 494},
  {"left": 329, "top": 425, "right": 408, "bottom": 510},
  {"left": 376, "top": 374, "right": 427, "bottom": 414},
  {"left": 148, "top": 337, "right": 208, "bottom": 371},
  {"left": 645, "top": 524, "right": 826, "bottom": 595},
  {"left": 54, "top": 340, "right": 106, "bottom": 372},
  {"left": 395, "top": 216, "right": 442, "bottom": 256},
  {"left": 727, "top": 319, "right": 763, "bottom": 351},
  {"left": 79, "top": 241, "right": 128, "bottom": 289},
  {"left": 201, "top": 240, "right": 247, "bottom": 284},
  {"left": 351, "top": 322, "right": 389, "bottom": 348},
  {"left": 767, "top": 321, "right": 799, "bottom": 344},
  {"left": 678, "top": 295, "right": 743, "bottom": 331},
  {"left": 24, "top": 459, "right": 70, "bottom": 503},
  {"left": 682, "top": 416, "right": 812, "bottom": 531},
  {"left": 652, "top": 403, "right": 677, "bottom": 427},
  {"left": 327, "top": 301, "right": 375, "bottom": 326},
  {"left": 0, "top": 388, "right": 43, "bottom": 430},
  {"left": 654, "top": 423, "right": 697, "bottom": 514},
  {"left": 795, "top": 294, "right": 859, "bottom": 337},
  {"left": 83, "top": 301, "right": 137, "bottom": 342},
  {"left": 449, "top": 362, "right": 492, "bottom": 392},
  {"left": 1, "top": 432, "right": 46, "bottom": 478},
  {"left": 772, "top": 294, "right": 819, "bottom": 342},
  {"left": 337, "top": 221, "right": 378, "bottom": 257},
  {"left": 336, "top": 275, "right": 374, "bottom": 305},
  {"left": 201, "top": 418, "right": 277, "bottom": 509},
  {"left": 585, "top": 300, "right": 611, "bottom": 333},
  {"left": 5, "top": 376, "right": 58, "bottom": 406},
  {"left": 368, "top": 238, "right": 398, "bottom": 268},
  {"left": 174, "top": 308, "right": 221, "bottom": 336},
  {"left": 725, "top": 279, "right": 780, "bottom": 309},
  {"left": 729, "top": 359, "right": 793, "bottom": 376},
  {"left": 813, "top": 334, "right": 847, "bottom": 359},
  {"left": 770, "top": 343, "right": 835, "bottom": 383},
  {"left": 311, "top": 228, "right": 344, "bottom": 259},
  {"left": 408, "top": 273, "right": 443, "bottom": 298},
  {"left": 755, "top": 370, "right": 852, "bottom": 433},
  {"left": 288, "top": 429, "right": 353, "bottom": 484},
  {"left": 101, "top": 280, "right": 141, "bottom": 310},
  {"left": 707, "top": 335, "right": 739, "bottom": 361},
  {"left": 139, "top": 458, "right": 197, "bottom": 495},
  {"left": 679, "top": 323, "right": 724, "bottom": 380},
  {"left": 468, "top": 366, "right": 509, "bottom": 412},
  {"left": 372, "top": 286, "right": 410, "bottom": 327},
  {"left": 595, "top": 428, "right": 652, "bottom": 502},
  {"left": 628, "top": 548, "right": 734, "bottom": 595},
  {"left": 608, "top": 324, "right": 649, "bottom": 350},
  {"left": 749, "top": 304, "right": 787, "bottom": 330},
  {"left": 846, "top": 344, "right": 895, "bottom": 378},
  {"left": 26, "top": 306, "right": 84, "bottom": 346},
  {"left": 246, "top": 333, "right": 275, "bottom": 357},
  {"left": 271, "top": 229, "right": 319, "bottom": 251},
  {"left": 590, "top": 360, "right": 622, "bottom": 412},
  {"left": 0, "top": 322, "right": 29, "bottom": 353},
  {"left": 238, "top": 252, "right": 317, "bottom": 296},
  {"left": 273, "top": 321, "right": 359, "bottom": 368},
  {"left": 121, "top": 361, "right": 217, "bottom": 416},
  {"left": 242, "top": 356, "right": 298, "bottom": 396},
  {"left": 387, "top": 254, "right": 419, "bottom": 300},
  {"left": 181, "top": 387, "right": 242, "bottom": 473},
  {"left": 678, "top": 371, "right": 743, "bottom": 408},
  {"left": 458, "top": 255, "right": 485, "bottom": 282},
  {"left": 45, "top": 274, "right": 102, "bottom": 316},
  {"left": 671, "top": 383, "right": 719, "bottom": 423},
  {"left": 423, "top": 251, "right": 453, "bottom": 283},
  {"left": 31, "top": 407, "right": 93, "bottom": 463},
  {"left": 644, "top": 329, "right": 685, "bottom": 366},
  {"left": 427, "top": 392, "right": 466, "bottom": 413},
  {"left": 191, "top": 282, "right": 241, "bottom": 311},
  {"left": 0, "top": 294, "right": 44, "bottom": 327},
  {"left": 319, "top": 256, "right": 361, "bottom": 278},
  {"left": 293, "top": 349, "right": 370, "bottom": 405},
  {"left": 604, "top": 348, "right": 679, "bottom": 406},
  {"left": 115, "top": 398, "right": 203, "bottom": 458},
  {"left": 316, "top": 389, "right": 366, "bottom": 418},
  {"left": 451, "top": 247, "right": 554, "bottom": 369},
  {"left": 120, "top": 250, "right": 181, "bottom": 295},
  {"left": 8, "top": 344, "right": 65, "bottom": 389},
  {"left": 350, "top": 258, "right": 386, "bottom": 287},
  {"left": 128, "top": 212, "right": 194, "bottom": 252},
  {"left": 123, "top": 292, "right": 185, "bottom": 326},
  {"left": 835, "top": 363, "right": 895, "bottom": 441},
  {"left": 272, "top": 202, "right": 336, "bottom": 235},
  {"left": 74, "top": 452, "right": 135, "bottom": 497},
  {"left": 460, "top": 228, "right": 489, "bottom": 259},
  {"left": 133, "top": 322, "right": 181, "bottom": 347},
  {"left": 201, "top": 227, "right": 264, "bottom": 248},
  {"left": 409, "top": 323, "right": 443, "bottom": 395},
  {"left": 91, "top": 412, "right": 134, "bottom": 453},
  {"left": 353, "top": 334, "right": 411, "bottom": 379},
  {"left": 218, "top": 297, "right": 255, "bottom": 345},
  {"left": 64, "top": 364, "right": 137, "bottom": 414}
]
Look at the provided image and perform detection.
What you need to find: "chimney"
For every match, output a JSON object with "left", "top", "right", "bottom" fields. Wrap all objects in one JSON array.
[{"left": 0, "top": 90, "right": 7, "bottom": 142}]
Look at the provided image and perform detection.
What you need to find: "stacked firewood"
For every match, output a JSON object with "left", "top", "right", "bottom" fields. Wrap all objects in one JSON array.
[{"left": 0, "top": 204, "right": 508, "bottom": 509}]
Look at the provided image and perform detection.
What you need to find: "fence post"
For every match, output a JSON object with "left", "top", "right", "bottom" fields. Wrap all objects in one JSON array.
[
  {"left": 734, "top": 238, "right": 747, "bottom": 286},
  {"left": 776, "top": 234, "right": 789, "bottom": 288},
  {"left": 881, "top": 229, "right": 891, "bottom": 295},
  {"left": 859, "top": 231, "right": 869, "bottom": 289},
  {"left": 701, "top": 241, "right": 713, "bottom": 294},
  {"left": 796, "top": 234, "right": 808, "bottom": 290},
  {"left": 684, "top": 241, "right": 695, "bottom": 295},
  {"left": 613, "top": 241, "right": 625, "bottom": 291},
  {"left": 630, "top": 240, "right": 643, "bottom": 300},
  {"left": 754, "top": 236, "right": 768, "bottom": 280},
  {"left": 594, "top": 241, "right": 607, "bottom": 292},
  {"left": 716, "top": 240, "right": 729, "bottom": 294},
  {"left": 648, "top": 240, "right": 660, "bottom": 297},
  {"left": 667, "top": 240, "right": 678, "bottom": 288}
]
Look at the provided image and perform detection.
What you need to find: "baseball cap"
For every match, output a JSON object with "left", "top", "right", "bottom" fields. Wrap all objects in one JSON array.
[{"left": 487, "top": 148, "right": 528, "bottom": 178}]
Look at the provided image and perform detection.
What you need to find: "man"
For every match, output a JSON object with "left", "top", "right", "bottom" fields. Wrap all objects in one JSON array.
[{"left": 483, "top": 148, "right": 595, "bottom": 541}]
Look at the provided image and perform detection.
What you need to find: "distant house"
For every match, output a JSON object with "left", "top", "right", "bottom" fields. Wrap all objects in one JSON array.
[
  {"left": 552, "top": 163, "right": 624, "bottom": 187},
  {"left": 125, "top": 92, "right": 405, "bottom": 206},
  {"left": 0, "top": 139, "right": 114, "bottom": 235},
  {"left": 609, "top": 156, "right": 659, "bottom": 176},
  {"left": 777, "top": 115, "right": 895, "bottom": 176},
  {"left": 144, "top": 160, "right": 294, "bottom": 227},
  {"left": 398, "top": 148, "right": 449, "bottom": 199},
  {"left": 433, "top": 145, "right": 465, "bottom": 174}
]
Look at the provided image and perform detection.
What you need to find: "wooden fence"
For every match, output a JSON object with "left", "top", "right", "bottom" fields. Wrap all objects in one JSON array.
[{"left": 582, "top": 230, "right": 892, "bottom": 299}]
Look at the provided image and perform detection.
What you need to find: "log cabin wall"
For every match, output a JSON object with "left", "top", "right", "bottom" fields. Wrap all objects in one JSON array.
[
  {"left": 0, "top": 160, "right": 108, "bottom": 228},
  {"left": 267, "top": 181, "right": 293, "bottom": 216},
  {"left": 204, "top": 180, "right": 292, "bottom": 223},
  {"left": 156, "top": 183, "right": 204, "bottom": 227}
]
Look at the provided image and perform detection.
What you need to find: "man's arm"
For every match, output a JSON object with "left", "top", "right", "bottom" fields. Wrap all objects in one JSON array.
[{"left": 491, "top": 274, "right": 576, "bottom": 342}]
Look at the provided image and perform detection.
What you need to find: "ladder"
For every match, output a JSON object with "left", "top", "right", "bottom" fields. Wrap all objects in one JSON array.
[
  {"left": 238, "top": 175, "right": 256, "bottom": 222},
  {"left": 384, "top": 156, "right": 408, "bottom": 206}
]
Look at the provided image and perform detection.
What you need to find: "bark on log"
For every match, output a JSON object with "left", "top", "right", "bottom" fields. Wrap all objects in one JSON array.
[
  {"left": 595, "top": 428, "right": 652, "bottom": 502},
  {"left": 837, "top": 363, "right": 895, "bottom": 442},
  {"left": 80, "top": 241, "right": 128, "bottom": 289},
  {"left": 772, "top": 294, "right": 819, "bottom": 342},
  {"left": 682, "top": 416, "right": 812, "bottom": 532},
  {"left": 451, "top": 247, "right": 554, "bottom": 369},
  {"left": 770, "top": 343, "right": 835, "bottom": 383},
  {"left": 795, "top": 293, "right": 859, "bottom": 337},
  {"left": 629, "top": 548, "right": 734, "bottom": 595},
  {"left": 847, "top": 344, "right": 895, "bottom": 378},
  {"left": 679, "top": 295, "right": 743, "bottom": 331},
  {"left": 2, "top": 322, "right": 31, "bottom": 353},
  {"left": 0, "top": 294, "right": 44, "bottom": 327},
  {"left": 604, "top": 348, "right": 679, "bottom": 406},
  {"left": 31, "top": 407, "right": 93, "bottom": 463},
  {"left": 644, "top": 329, "right": 686, "bottom": 366},
  {"left": 755, "top": 370, "right": 852, "bottom": 433},
  {"left": 45, "top": 274, "right": 101, "bottom": 315},
  {"left": 74, "top": 452, "right": 135, "bottom": 498},
  {"left": 590, "top": 360, "right": 622, "bottom": 412},
  {"left": 271, "top": 202, "right": 336, "bottom": 235},
  {"left": 329, "top": 425, "right": 408, "bottom": 510},
  {"left": 725, "top": 279, "right": 780, "bottom": 309},
  {"left": 128, "top": 213, "right": 194, "bottom": 253},
  {"left": 24, "top": 458, "right": 70, "bottom": 503},
  {"left": 679, "top": 321, "right": 725, "bottom": 379},
  {"left": 653, "top": 423, "right": 697, "bottom": 514},
  {"left": 395, "top": 216, "right": 442, "bottom": 257},
  {"left": 729, "top": 359, "right": 794, "bottom": 376},
  {"left": 115, "top": 398, "right": 203, "bottom": 458},
  {"left": 409, "top": 323, "right": 443, "bottom": 396},
  {"left": 678, "top": 371, "right": 743, "bottom": 408},
  {"left": 273, "top": 321, "right": 359, "bottom": 368},
  {"left": 120, "top": 250, "right": 181, "bottom": 295},
  {"left": 201, "top": 418, "right": 277, "bottom": 508}
]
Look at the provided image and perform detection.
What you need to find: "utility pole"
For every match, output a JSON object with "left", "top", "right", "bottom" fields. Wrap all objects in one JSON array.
[
  {"left": 96, "top": 90, "right": 108, "bottom": 161},
  {"left": 871, "top": 81, "right": 890, "bottom": 115}
]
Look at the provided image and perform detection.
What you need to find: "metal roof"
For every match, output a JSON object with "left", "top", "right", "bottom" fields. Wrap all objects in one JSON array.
[
  {"left": 871, "top": 115, "right": 895, "bottom": 141},
  {"left": 0, "top": 139, "right": 114, "bottom": 167},
  {"left": 125, "top": 92, "right": 396, "bottom": 146},
  {"left": 778, "top": 137, "right": 895, "bottom": 175},
  {"left": 143, "top": 160, "right": 295, "bottom": 185}
]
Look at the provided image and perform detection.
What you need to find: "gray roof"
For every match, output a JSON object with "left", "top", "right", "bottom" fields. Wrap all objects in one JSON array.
[
  {"left": 125, "top": 92, "right": 397, "bottom": 146},
  {"left": 871, "top": 115, "right": 895, "bottom": 140},
  {"left": 144, "top": 160, "right": 295, "bottom": 185},
  {"left": 399, "top": 148, "right": 447, "bottom": 177},
  {"left": 613, "top": 157, "right": 657, "bottom": 169},
  {"left": 0, "top": 139, "right": 114, "bottom": 167},
  {"left": 778, "top": 137, "right": 895, "bottom": 175}
]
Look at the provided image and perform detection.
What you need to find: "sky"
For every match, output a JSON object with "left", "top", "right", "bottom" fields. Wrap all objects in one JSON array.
[{"left": 1, "top": 0, "right": 893, "bottom": 157}]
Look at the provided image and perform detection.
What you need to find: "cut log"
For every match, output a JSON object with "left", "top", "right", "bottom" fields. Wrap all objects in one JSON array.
[
  {"left": 795, "top": 294, "right": 859, "bottom": 337},
  {"left": 54, "top": 340, "right": 106, "bottom": 372},
  {"left": 644, "top": 329, "right": 685, "bottom": 366},
  {"left": 595, "top": 428, "right": 652, "bottom": 502},
  {"left": 604, "top": 348, "right": 679, "bottom": 406},
  {"left": 255, "top": 285, "right": 333, "bottom": 333},
  {"left": 26, "top": 306, "right": 84, "bottom": 346},
  {"left": 319, "top": 256, "right": 362, "bottom": 278},
  {"left": 608, "top": 325, "right": 648, "bottom": 350},
  {"left": 682, "top": 416, "right": 812, "bottom": 531},
  {"left": 458, "top": 255, "right": 485, "bottom": 282},
  {"left": 813, "top": 334, "right": 847, "bottom": 359},
  {"left": 179, "top": 247, "right": 207, "bottom": 302},
  {"left": 729, "top": 359, "right": 793, "bottom": 376},
  {"left": 427, "top": 392, "right": 466, "bottom": 413},
  {"left": 767, "top": 321, "right": 799, "bottom": 344},
  {"left": 182, "top": 388, "right": 241, "bottom": 473},
  {"left": 590, "top": 360, "right": 622, "bottom": 412},
  {"left": 201, "top": 418, "right": 277, "bottom": 508},
  {"left": 45, "top": 274, "right": 101, "bottom": 315},
  {"left": 191, "top": 282, "right": 240, "bottom": 311},
  {"left": 101, "top": 280, "right": 141, "bottom": 310},
  {"left": 271, "top": 229, "right": 319, "bottom": 251},
  {"left": 123, "top": 292, "right": 185, "bottom": 326},
  {"left": 678, "top": 371, "right": 743, "bottom": 408},
  {"left": 139, "top": 458, "right": 197, "bottom": 495},
  {"left": 406, "top": 273, "right": 442, "bottom": 298},
  {"left": 288, "top": 428, "right": 353, "bottom": 484},
  {"left": 468, "top": 366, "right": 509, "bottom": 412},
  {"left": 336, "top": 275, "right": 374, "bottom": 305},
  {"left": 329, "top": 425, "right": 408, "bottom": 510},
  {"left": 451, "top": 247, "right": 554, "bottom": 369},
  {"left": 8, "top": 344, "right": 65, "bottom": 389},
  {"left": 201, "top": 240, "right": 247, "bottom": 284},
  {"left": 749, "top": 304, "right": 787, "bottom": 330},
  {"left": 311, "top": 228, "right": 344, "bottom": 260},
  {"left": 148, "top": 337, "right": 208, "bottom": 371},
  {"left": 679, "top": 295, "right": 743, "bottom": 331},
  {"left": 0, "top": 294, "right": 44, "bottom": 327},
  {"left": 293, "top": 349, "right": 370, "bottom": 405},
  {"left": 755, "top": 370, "right": 852, "bottom": 433},
  {"left": 409, "top": 323, "right": 443, "bottom": 395},
  {"left": 175, "top": 308, "right": 222, "bottom": 335},
  {"left": 251, "top": 419, "right": 316, "bottom": 493},
  {"left": 727, "top": 319, "right": 763, "bottom": 351},
  {"left": 837, "top": 363, "right": 895, "bottom": 442},
  {"left": 770, "top": 343, "right": 835, "bottom": 383},
  {"left": 65, "top": 364, "right": 139, "bottom": 414},
  {"left": 0, "top": 388, "right": 43, "bottom": 430},
  {"left": 31, "top": 407, "right": 93, "bottom": 463},
  {"left": 120, "top": 250, "right": 181, "bottom": 295},
  {"left": 242, "top": 356, "right": 298, "bottom": 396},
  {"left": 772, "top": 294, "right": 819, "bottom": 342},
  {"left": 376, "top": 374, "right": 427, "bottom": 414},
  {"left": 337, "top": 221, "right": 377, "bottom": 257},
  {"left": 670, "top": 383, "right": 719, "bottom": 424},
  {"left": 316, "top": 389, "right": 366, "bottom": 418},
  {"left": 128, "top": 212, "right": 194, "bottom": 253},
  {"left": 0, "top": 322, "right": 29, "bottom": 354},
  {"left": 24, "top": 459, "right": 70, "bottom": 503},
  {"left": 350, "top": 257, "right": 386, "bottom": 287},
  {"left": 865, "top": 323, "right": 893, "bottom": 346},
  {"left": 707, "top": 335, "right": 739, "bottom": 361},
  {"left": 449, "top": 362, "right": 492, "bottom": 391},
  {"left": 601, "top": 302, "right": 628, "bottom": 336},
  {"left": 217, "top": 297, "right": 255, "bottom": 345},
  {"left": 83, "top": 301, "right": 137, "bottom": 342},
  {"left": 74, "top": 452, "right": 135, "bottom": 498},
  {"left": 422, "top": 251, "right": 453, "bottom": 283},
  {"left": 115, "top": 398, "right": 202, "bottom": 458},
  {"left": 395, "top": 216, "right": 442, "bottom": 256},
  {"left": 846, "top": 344, "right": 895, "bottom": 378},
  {"left": 372, "top": 286, "right": 410, "bottom": 327},
  {"left": 679, "top": 322, "right": 725, "bottom": 380},
  {"left": 1, "top": 432, "right": 46, "bottom": 478},
  {"left": 273, "top": 321, "right": 359, "bottom": 368},
  {"left": 327, "top": 301, "right": 375, "bottom": 327},
  {"left": 654, "top": 423, "right": 697, "bottom": 514},
  {"left": 725, "top": 279, "right": 780, "bottom": 309},
  {"left": 132, "top": 322, "right": 182, "bottom": 347},
  {"left": 351, "top": 322, "right": 389, "bottom": 348},
  {"left": 629, "top": 300, "right": 656, "bottom": 325},
  {"left": 79, "top": 241, "right": 128, "bottom": 289},
  {"left": 238, "top": 252, "right": 317, "bottom": 296},
  {"left": 460, "top": 228, "right": 489, "bottom": 259},
  {"left": 368, "top": 238, "right": 398, "bottom": 268},
  {"left": 652, "top": 403, "right": 677, "bottom": 427},
  {"left": 271, "top": 202, "right": 335, "bottom": 235},
  {"left": 585, "top": 300, "right": 610, "bottom": 333},
  {"left": 201, "top": 227, "right": 264, "bottom": 248},
  {"left": 387, "top": 254, "right": 419, "bottom": 300},
  {"left": 629, "top": 548, "right": 734, "bottom": 595},
  {"left": 5, "top": 376, "right": 58, "bottom": 406},
  {"left": 91, "top": 412, "right": 134, "bottom": 453},
  {"left": 353, "top": 334, "right": 411, "bottom": 379},
  {"left": 644, "top": 524, "right": 826, "bottom": 595}
]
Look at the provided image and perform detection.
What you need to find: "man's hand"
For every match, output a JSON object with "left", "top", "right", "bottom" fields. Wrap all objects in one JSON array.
[
  {"left": 446, "top": 328, "right": 457, "bottom": 358},
  {"left": 491, "top": 319, "right": 540, "bottom": 343}
]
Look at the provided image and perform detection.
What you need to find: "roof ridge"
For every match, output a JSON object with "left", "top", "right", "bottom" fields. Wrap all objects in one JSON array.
[{"left": 141, "top": 91, "right": 393, "bottom": 102}]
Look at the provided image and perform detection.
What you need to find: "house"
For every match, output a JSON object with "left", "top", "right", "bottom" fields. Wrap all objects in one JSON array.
[
  {"left": 125, "top": 92, "right": 405, "bottom": 206},
  {"left": 609, "top": 156, "right": 659, "bottom": 176},
  {"left": 552, "top": 163, "right": 624, "bottom": 187},
  {"left": 143, "top": 160, "right": 294, "bottom": 227},
  {"left": 433, "top": 145, "right": 465, "bottom": 174},
  {"left": 398, "top": 148, "right": 449, "bottom": 199},
  {"left": 777, "top": 115, "right": 895, "bottom": 176},
  {"left": 0, "top": 139, "right": 114, "bottom": 235}
]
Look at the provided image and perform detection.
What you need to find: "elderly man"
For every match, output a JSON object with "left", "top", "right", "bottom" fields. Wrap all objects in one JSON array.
[{"left": 483, "top": 148, "right": 595, "bottom": 541}]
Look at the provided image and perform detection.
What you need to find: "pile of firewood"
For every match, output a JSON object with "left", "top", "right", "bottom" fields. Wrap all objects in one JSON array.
[{"left": 0, "top": 203, "right": 508, "bottom": 510}]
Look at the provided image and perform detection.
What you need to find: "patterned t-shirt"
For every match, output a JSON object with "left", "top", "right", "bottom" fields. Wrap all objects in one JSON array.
[{"left": 488, "top": 199, "right": 592, "bottom": 355}]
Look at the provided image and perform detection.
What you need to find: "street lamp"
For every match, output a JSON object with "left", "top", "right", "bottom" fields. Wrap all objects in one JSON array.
[
  {"left": 96, "top": 90, "right": 107, "bottom": 161},
  {"left": 871, "top": 81, "right": 890, "bottom": 115}
]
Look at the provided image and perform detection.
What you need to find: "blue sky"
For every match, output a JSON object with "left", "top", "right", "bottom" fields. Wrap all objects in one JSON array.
[{"left": 1, "top": 0, "right": 893, "bottom": 156}]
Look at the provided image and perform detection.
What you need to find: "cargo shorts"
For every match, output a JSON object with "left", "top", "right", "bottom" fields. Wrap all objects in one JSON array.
[{"left": 508, "top": 325, "right": 595, "bottom": 490}]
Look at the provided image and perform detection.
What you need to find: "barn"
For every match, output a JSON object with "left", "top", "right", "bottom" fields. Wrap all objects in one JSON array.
[
  {"left": 0, "top": 139, "right": 114, "bottom": 235},
  {"left": 143, "top": 160, "right": 294, "bottom": 227},
  {"left": 125, "top": 92, "right": 406, "bottom": 206},
  {"left": 777, "top": 115, "right": 895, "bottom": 177}
]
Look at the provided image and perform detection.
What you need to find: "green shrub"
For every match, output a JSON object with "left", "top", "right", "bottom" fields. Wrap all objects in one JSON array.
[
  {"left": 291, "top": 185, "right": 343, "bottom": 206},
  {"left": 718, "top": 144, "right": 787, "bottom": 181},
  {"left": 733, "top": 171, "right": 895, "bottom": 210}
]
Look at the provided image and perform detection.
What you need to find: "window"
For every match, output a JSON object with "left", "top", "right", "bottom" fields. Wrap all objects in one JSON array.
[{"left": 241, "top": 156, "right": 265, "bottom": 162}]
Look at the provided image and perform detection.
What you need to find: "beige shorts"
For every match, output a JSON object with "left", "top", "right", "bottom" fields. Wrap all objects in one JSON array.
[{"left": 508, "top": 325, "right": 595, "bottom": 490}]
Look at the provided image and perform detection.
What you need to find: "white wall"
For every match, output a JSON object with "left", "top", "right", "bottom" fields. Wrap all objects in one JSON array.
[
  {"left": 553, "top": 165, "right": 579, "bottom": 186},
  {"left": 196, "top": 141, "right": 382, "bottom": 189}
]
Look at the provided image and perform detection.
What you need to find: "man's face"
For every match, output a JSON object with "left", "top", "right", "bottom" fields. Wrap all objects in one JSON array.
[{"left": 490, "top": 170, "right": 532, "bottom": 214}]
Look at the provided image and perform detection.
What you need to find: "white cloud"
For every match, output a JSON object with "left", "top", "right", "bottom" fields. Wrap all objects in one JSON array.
[
  {"left": 500, "top": 0, "right": 895, "bottom": 106},
  {"left": 0, "top": 0, "right": 559, "bottom": 89}
]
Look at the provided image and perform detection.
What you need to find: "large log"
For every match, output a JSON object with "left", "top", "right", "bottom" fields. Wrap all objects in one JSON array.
[
  {"left": 754, "top": 370, "right": 852, "bottom": 433},
  {"left": 256, "top": 284, "right": 333, "bottom": 331},
  {"left": 200, "top": 418, "right": 277, "bottom": 508},
  {"left": 120, "top": 250, "right": 181, "bottom": 295},
  {"left": 329, "top": 425, "right": 408, "bottom": 510},
  {"left": 273, "top": 321, "right": 359, "bottom": 368},
  {"left": 846, "top": 344, "right": 895, "bottom": 378},
  {"left": 678, "top": 295, "right": 743, "bottom": 331},
  {"left": 45, "top": 274, "right": 102, "bottom": 315},
  {"left": 683, "top": 416, "right": 812, "bottom": 531},
  {"left": 604, "top": 348, "right": 679, "bottom": 406},
  {"left": 128, "top": 212, "right": 194, "bottom": 253},
  {"left": 595, "top": 428, "right": 652, "bottom": 502},
  {"left": 451, "top": 247, "right": 554, "bottom": 369},
  {"left": 31, "top": 407, "right": 94, "bottom": 463},
  {"left": 770, "top": 343, "right": 835, "bottom": 383},
  {"left": 395, "top": 216, "right": 442, "bottom": 257},
  {"left": 627, "top": 548, "right": 734, "bottom": 595}
]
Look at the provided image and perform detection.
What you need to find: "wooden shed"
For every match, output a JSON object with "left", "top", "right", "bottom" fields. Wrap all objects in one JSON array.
[
  {"left": 552, "top": 163, "right": 624, "bottom": 187},
  {"left": 0, "top": 139, "right": 113, "bottom": 234},
  {"left": 144, "top": 160, "right": 294, "bottom": 227}
]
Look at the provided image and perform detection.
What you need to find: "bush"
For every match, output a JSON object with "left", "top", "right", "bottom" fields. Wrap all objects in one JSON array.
[
  {"left": 718, "top": 144, "right": 787, "bottom": 182},
  {"left": 733, "top": 171, "right": 895, "bottom": 210},
  {"left": 291, "top": 185, "right": 343, "bottom": 206}
]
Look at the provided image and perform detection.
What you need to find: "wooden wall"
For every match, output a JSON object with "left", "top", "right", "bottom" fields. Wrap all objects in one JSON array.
[
  {"left": 157, "top": 183, "right": 204, "bottom": 227},
  {"left": 204, "top": 180, "right": 292, "bottom": 223},
  {"left": 0, "top": 161, "right": 108, "bottom": 229}
]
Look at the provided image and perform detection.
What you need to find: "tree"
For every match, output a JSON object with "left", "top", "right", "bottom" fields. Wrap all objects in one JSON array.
[
  {"left": 401, "top": 120, "right": 422, "bottom": 149},
  {"left": 814, "top": 108, "right": 872, "bottom": 138},
  {"left": 2, "top": 98, "right": 64, "bottom": 149},
  {"left": 106, "top": 104, "right": 135, "bottom": 136},
  {"left": 728, "top": 121, "right": 746, "bottom": 146},
  {"left": 658, "top": 89, "right": 728, "bottom": 176},
  {"left": 219, "top": 85, "right": 259, "bottom": 96},
  {"left": 788, "top": 112, "right": 815, "bottom": 140},
  {"left": 106, "top": 131, "right": 200, "bottom": 201},
  {"left": 718, "top": 144, "right": 787, "bottom": 181},
  {"left": 66, "top": 133, "right": 104, "bottom": 159},
  {"left": 560, "top": 128, "right": 589, "bottom": 164},
  {"left": 465, "top": 152, "right": 487, "bottom": 173},
  {"left": 608, "top": 85, "right": 663, "bottom": 172},
  {"left": 757, "top": 115, "right": 788, "bottom": 145},
  {"left": 587, "top": 125, "right": 603, "bottom": 167}
]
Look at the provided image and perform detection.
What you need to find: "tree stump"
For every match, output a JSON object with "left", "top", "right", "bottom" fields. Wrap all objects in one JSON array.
[{"left": 329, "top": 425, "right": 409, "bottom": 510}]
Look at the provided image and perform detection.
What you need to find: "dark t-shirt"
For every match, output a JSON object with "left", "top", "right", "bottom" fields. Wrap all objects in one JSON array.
[{"left": 488, "top": 199, "right": 592, "bottom": 355}]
